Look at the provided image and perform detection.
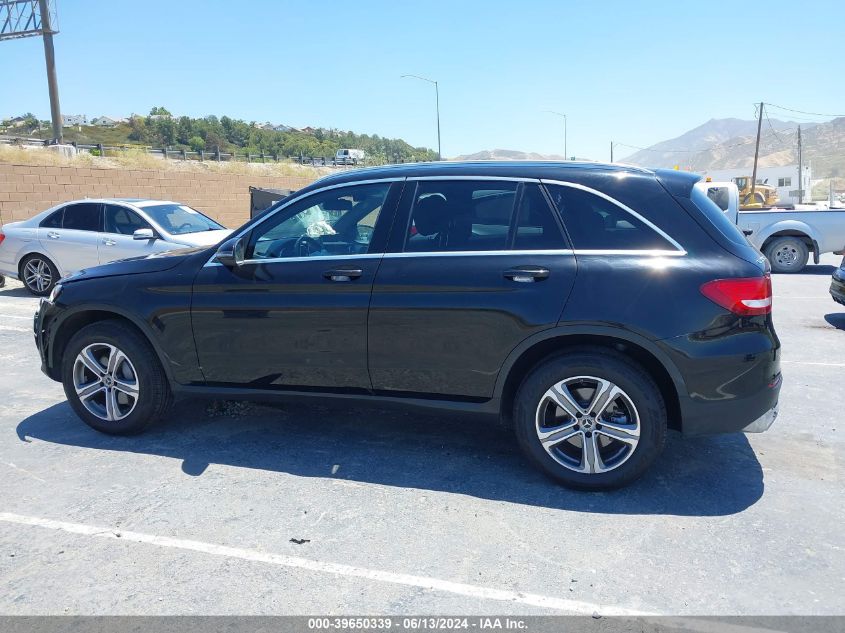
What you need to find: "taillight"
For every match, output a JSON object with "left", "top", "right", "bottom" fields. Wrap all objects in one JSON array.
[
  {"left": 700, "top": 275, "right": 772, "bottom": 316},
  {"left": 0, "top": 232, "right": 5, "bottom": 247}
]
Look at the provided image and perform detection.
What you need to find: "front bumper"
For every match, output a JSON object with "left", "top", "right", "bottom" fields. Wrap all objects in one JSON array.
[
  {"left": 830, "top": 269, "right": 845, "bottom": 305},
  {"left": 33, "top": 297, "right": 60, "bottom": 379}
]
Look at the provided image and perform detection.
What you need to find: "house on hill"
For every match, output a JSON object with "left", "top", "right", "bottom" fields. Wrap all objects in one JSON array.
[
  {"left": 63, "top": 114, "right": 88, "bottom": 127},
  {"left": 91, "top": 116, "right": 120, "bottom": 127}
]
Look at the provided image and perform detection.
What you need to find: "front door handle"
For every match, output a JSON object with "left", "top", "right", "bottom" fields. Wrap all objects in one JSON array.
[
  {"left": 48, "top": 232, "right": 60, "bottom": 239},
  {"left": 102, "top": 238, "right": 116, "bottom": 246},
  {"left": 503, "top": 266, "right": 550, "bottom": 283},
  {"left": 323, "top": 268, "right": 363, "bottom": 282}
]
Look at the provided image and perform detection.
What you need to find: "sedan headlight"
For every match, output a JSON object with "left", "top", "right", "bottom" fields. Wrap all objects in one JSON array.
[{"left": 48, "top": 283, "right": 62, "bottom": 303}]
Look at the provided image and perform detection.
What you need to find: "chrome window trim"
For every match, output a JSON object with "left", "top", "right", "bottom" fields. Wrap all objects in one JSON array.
[
  {"left": 204, "top": 248, "right": 688, "bottom": 267},
  {"left": 384, "top": 249, "right": 574, "bottom": 258},
  {"left": 572, "top": 249, "right": 686, "bottom": 257},
  {"left": 407, "top": 175, "right": 539, "bottom": 183},
  {"left": 540, "top": 179, "right": 686, "bottom": 254},
  {"left": 205, "top": 253, "right": 383, "bottom": 268},
  {"left": 203, "top": 178, "right": 403, "bottom": 267}
]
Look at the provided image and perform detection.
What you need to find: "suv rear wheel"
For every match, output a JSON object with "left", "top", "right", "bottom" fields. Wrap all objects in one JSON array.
[
  {"left": 61, "top": 320, "right": 172, "bottom": 435},
  {"left": 514, "top": 350, "right": 667, "bottom": 490}
]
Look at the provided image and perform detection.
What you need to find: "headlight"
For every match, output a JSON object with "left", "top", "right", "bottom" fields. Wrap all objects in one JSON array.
[{"left": 48, "top": 283, "right": 62, "bottom": 303}]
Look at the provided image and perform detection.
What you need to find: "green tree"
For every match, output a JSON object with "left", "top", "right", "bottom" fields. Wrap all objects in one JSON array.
[{"left": 188, "top": 136, "right": 205, "bottom": 152}]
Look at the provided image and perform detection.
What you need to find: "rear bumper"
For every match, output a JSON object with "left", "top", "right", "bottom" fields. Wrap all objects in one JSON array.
[
  {"left": 658, "top": 324, "right": 781, "bottom": 437},
  {"left": 742, "top": 404, "right": 778, "bottom": 433}
]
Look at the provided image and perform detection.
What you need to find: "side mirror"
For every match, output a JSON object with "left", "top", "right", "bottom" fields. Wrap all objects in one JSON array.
[
  {"left": 215, "top": 236, "right": 246, "bottom": 267},
  {"left": 133, "top": 228, "right": 156, "bottom": 241}
]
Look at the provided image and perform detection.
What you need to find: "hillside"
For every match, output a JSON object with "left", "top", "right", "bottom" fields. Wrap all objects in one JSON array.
[
  {"left": 1, "top": 109, "right": 438, "bottom": 165},
  {"left": 621, "top": 117, "right": 845, "bottom": 180},
  {"left": 453, "top": 149, "right": 567, "bottom": 161}
]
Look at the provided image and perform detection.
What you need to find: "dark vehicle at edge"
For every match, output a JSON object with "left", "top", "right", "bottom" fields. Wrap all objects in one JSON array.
[
  {"left": 34, "top": 161, "right": 781, "bottom": 490},
  {"left": 830, "top": 257, "right": 845, "bottom": 305}
]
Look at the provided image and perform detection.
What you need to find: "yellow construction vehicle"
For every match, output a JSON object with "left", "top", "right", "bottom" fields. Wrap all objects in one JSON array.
[{"left": 732, "top": 176, "right": 778, "bottom": 209}]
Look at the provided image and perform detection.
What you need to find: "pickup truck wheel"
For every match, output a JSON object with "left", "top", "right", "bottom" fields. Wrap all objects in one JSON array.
[
  {"left": 61, "top": 320, "right": 172, "bottom": 435},
  {"left": 765, "top": 237, "right": 808, "bottom": 273},
  {"left": 513, "top": 351, "right": 667, "bottom": 490}
]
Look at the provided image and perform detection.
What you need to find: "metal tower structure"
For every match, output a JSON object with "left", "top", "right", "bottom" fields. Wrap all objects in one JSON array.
[{"left": 1, "top": 0, "right": 63, "bottom": 143}]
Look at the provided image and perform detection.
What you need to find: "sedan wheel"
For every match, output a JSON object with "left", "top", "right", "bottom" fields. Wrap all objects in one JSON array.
[
  {"left": 22, "top": 257, "right": 55, "bottom": 295},
  {"left": 72, "top": 343, "right": 140, "bottom": 422}
]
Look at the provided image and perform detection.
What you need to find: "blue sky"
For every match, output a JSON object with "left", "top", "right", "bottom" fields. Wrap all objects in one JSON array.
[{"left": 2, "top": 0, "right": 843, "bottom": 159}]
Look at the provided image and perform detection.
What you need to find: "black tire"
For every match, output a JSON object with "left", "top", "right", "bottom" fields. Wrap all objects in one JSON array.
[
  {"left": 61, "top": 319, "right": 172, "bottom": 435},
  {"left": 765, "top": 236, "right": 808, "bottom": 273},
  {"left": 0, "top": 274, "right": 5, "bottom": 288},
  {"left": 513, "top": 349, "right": 667, "bottom": 491},
  {"left": 19, "top": 254, "right": 59, "bottom": 296}
]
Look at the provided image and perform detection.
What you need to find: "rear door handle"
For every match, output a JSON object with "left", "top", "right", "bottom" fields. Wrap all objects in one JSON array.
[
  {"left": 102, "top": 238, "right": 116, "bottom": 246},
  {"left": 47, "top": 232, "right": 60, "bottom": 239},
  {"left": 503, "top": 266, "right": 550, "bottom": 283},
  {"left": 323, "top": 268, "right": 363, "bottom": 282}
]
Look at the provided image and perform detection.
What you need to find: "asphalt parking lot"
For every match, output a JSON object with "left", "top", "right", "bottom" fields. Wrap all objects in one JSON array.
[{"left": 0, "top": 257, "right": 843, "bottom": 617}]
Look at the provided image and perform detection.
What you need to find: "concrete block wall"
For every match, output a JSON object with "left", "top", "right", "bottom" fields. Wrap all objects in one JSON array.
[{"left": 0, "top": 163, "right": 318, "bottom": 229}]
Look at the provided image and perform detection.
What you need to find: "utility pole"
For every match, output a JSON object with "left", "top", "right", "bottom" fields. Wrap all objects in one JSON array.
[
  {"left": 797, "top": 125, "right": 803, "bottom": 204},
  {"left": 610, "top": 141, "right": 614, "bottom": 163},
  {"left": 0, "top": 1, "right": 63, "bottom": 143},
  {"left": 750, "top": 101, "right": 764, "bottom": 203},
  {"left": 39, "top": 0, "right": 62, "bottom": 143}
]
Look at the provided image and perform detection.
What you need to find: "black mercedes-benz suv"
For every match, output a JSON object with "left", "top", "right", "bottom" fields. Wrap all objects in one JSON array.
[{"left": 34, "top": 162, "right": 781, "bottom": 489}]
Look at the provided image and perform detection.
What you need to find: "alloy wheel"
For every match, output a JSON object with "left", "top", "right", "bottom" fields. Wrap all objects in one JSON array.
[
  {"left": 72, "top": 343, "right": 140, "bottom": 422},
  {"left": 535, "top": 375, "right": 640, "bottom": 474},
  {"left": 23, "top": 258, "right": 53, "bottom": 293}
]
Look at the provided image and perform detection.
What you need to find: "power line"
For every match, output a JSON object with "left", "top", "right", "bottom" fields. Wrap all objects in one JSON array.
[
  {"left": 765, "top": 102, "right": 845, "bottom": 118},
  {"left": 764, "top": 104, "right": 790, "bottom": 144}
]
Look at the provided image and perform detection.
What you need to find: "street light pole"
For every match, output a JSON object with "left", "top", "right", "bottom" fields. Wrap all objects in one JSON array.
[
  {"left": 402, "top": 74, "right": 441, "bottom": 161},
  {"left": 543, "top": 110, "right": 567, "bottom": 160}
]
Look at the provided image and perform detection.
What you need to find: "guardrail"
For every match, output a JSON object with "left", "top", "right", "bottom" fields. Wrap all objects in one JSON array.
[{"left": 0, "top": 136, "right": 429, "bottom": 168}]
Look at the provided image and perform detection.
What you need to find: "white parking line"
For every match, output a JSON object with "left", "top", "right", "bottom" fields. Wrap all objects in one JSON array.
[
  {"left": 780, "top": 360, "right": 845, "bottom": 367},
  {"left": 0, "top": 314, "right": 34, "bottom": 320},
  {"left": 0, "top": 325, "right": 32, "bottom": 333},
  {"left": 0, "top": 511, "right": 650, "bottom": 616}
]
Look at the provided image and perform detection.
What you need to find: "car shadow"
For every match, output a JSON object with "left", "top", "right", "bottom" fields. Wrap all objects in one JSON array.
[
  {"left": 824, "top": 313, "right": 845, "bottom": 330},
  {"left": 0, "top": 285, "right": 35, "bottom": 298},
  {"left": 793, "top": 264, "right": 837, "bottom": 276},
  {"left": 16, "top": 400, "right": 765, "bottom": 517}
]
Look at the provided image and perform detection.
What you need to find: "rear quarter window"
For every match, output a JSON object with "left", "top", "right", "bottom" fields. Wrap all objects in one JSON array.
[
  {"left": 690, "top": 186, "right": 748, "bottom": 247},
  {"left": 545, "top": 184, "right": 677, "bottom": 251}
]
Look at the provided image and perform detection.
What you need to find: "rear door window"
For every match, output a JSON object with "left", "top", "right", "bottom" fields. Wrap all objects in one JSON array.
[
  {"left": 61, "top": 203, "right": 102, "bottom": 232},
  {"left": 513, "top": 184, "right": 567, "bottom": 250},
  {"left": 404, "top": 180, "right": 517, "bottom": 252},
  {"left": 545, "top": 184, "right": 676, "bottom": 251}
]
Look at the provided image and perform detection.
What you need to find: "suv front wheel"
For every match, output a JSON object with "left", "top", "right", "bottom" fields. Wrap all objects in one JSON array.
[
  {"left": 514, "top": 350, "right": 667, "bottom": 490},
  {"left": 61, "top": 320, "right": 172, "bottom": 435}
]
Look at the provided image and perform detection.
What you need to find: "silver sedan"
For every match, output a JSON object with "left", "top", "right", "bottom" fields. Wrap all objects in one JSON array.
[{"left": 0, "top": 198, "right": 231, "bottom": 295}]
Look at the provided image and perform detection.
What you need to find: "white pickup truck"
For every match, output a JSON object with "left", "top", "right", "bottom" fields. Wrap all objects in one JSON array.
[{"left": 697, "top": 181, "right": 845, "bottom": 273}]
